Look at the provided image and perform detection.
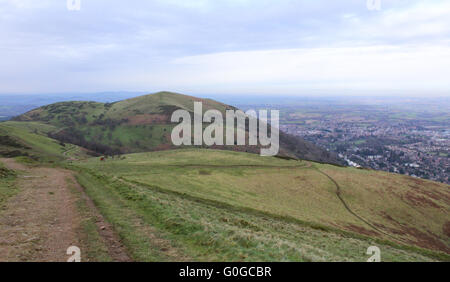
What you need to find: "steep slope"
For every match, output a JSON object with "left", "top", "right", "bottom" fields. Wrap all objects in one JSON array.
[{"left": 14, "top": 91, "right": 342, "bottom": 164}]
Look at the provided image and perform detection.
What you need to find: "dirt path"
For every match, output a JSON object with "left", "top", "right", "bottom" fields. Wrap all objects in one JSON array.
[
  {"left": 0, "top": 161, "right": 81, "bottom": 261},
  {"left": 314, "top": 168, "right": 405, "bottom": 243},
  {"left": 0, "top": 158, "right": 27, "bottom": 171},
  {"left": 0, "top": 159, "right": 131, "bottom": 262}
]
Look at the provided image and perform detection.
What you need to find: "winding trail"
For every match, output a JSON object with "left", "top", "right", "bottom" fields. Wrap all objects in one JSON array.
[
  {"left": 168, "top": 162, "right": 397, "bottom": 241},
  {"left": 0, "top": 158, "right": 131, "bottom": 262},
  {"left": 0, "top": 159, "right": 81, "bottom": 261},
  {"left": 314, "top": 167, "right": 404, "bottom": 243},
  {"left": 122, "top": 160, "right": 390, "bottom": 240},
  {"left": 0, "top": 156, "right": 412, "bottom": 261},
  {"left": 109, "top": 158, "right": 406, "bottom": 245}
]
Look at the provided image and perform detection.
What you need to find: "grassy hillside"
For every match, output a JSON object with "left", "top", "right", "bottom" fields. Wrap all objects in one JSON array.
[
  {"left": 69, "top": 149, "right": 450, "bottom": 260},
  {"left": 1, "top": 117, "right": 448, "bottom": 261},
  {"left": 14, "top": 91, "right": 342, "bottom": 164},
  {"left": 105, "top": 91, "right": 232, "bottom": 118},
  {"left": 0, "top": 161, "right": 17, "bottom": 209},
  {"left": 4, "top": 93, "right": 448, "bottom": 261},
  {"left": 0, "top": 121, "right": 89, "bottom": 162}
]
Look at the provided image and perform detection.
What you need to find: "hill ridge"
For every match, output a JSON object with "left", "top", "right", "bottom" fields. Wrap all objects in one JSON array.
[{"left": 14, "top": 91, "right": 343, "bottom": 164}]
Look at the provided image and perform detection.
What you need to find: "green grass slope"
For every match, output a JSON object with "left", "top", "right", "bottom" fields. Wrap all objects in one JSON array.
[
  {"left": 0, "top": 121, "right": 89, "bottom": 162},
  {"left": 0, "top": 161, "right": 17, "bottom": 209},
  {"left": 14, "top": 91, "right": 342, "bottom": 164},
  {"left": 1, "top": 116, "right": 448, "bottom": 261},
  {"left": 70, "top": 149, "right": 450, "bottom": 260}
]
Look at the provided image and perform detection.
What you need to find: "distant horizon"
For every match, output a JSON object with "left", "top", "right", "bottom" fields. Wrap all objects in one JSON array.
[
  {"left": 1, "top": 91, "right": 449, "bottom": 112},
  {"left": 0, "top": 90, "right": 449, "bottom": 99}
]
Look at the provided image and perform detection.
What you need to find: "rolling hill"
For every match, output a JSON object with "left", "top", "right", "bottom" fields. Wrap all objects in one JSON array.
[
  {"left": 0, "top": 92, "right": 449, "bottom": 261},
  {"left": 14, "top": 91, "right": 342, "bottom": 164}
]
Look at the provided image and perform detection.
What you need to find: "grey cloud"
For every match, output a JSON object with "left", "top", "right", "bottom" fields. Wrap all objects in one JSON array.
[{"left": 0, "top": 0, "right": 448, "bottom": 94}]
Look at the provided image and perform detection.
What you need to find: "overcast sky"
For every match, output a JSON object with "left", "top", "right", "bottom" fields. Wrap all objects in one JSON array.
[{"left": 1, "top": 0, "right": 449, "bottom": 96}]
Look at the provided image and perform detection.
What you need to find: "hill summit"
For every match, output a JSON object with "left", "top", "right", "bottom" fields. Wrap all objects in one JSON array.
[{"left": 15, "top": 91, "right": 343, "bottom": 164}]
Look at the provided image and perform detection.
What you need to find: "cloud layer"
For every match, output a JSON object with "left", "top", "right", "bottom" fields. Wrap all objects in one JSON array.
[{"left": 0, "top": 0, "right": 449, "bottom": 96}]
